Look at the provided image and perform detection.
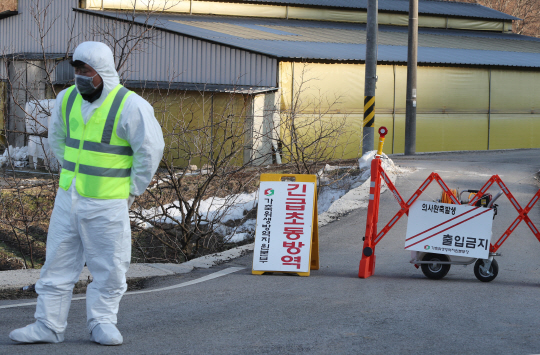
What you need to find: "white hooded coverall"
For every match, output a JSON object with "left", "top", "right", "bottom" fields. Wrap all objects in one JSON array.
[{"left": 35, "top": 42, "right": 164, "bottom": 333}]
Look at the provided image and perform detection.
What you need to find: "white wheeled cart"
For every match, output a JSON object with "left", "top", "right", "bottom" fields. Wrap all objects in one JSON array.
[{"left": 408, "top": 189, "right": 504, "bottom": 282}]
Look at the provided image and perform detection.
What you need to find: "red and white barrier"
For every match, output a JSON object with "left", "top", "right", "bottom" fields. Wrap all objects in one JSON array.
[{"left": 358, "top": 128, "right": 540, "bottom": 278}]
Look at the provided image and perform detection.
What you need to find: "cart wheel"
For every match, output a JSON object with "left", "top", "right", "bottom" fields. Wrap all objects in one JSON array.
[
  {"left": 421, "top": 253, "right": 451, "bottom": 280},
  {"left": 474, "top": 259, "right": 498, "bottom": 282}
]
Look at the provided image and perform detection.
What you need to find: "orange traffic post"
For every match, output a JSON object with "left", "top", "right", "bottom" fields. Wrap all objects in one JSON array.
[{"left": 359, "top": 126, "right": 388, "bottom": 278}]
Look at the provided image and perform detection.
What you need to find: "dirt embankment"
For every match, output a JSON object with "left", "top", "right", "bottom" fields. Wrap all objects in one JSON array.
[{"left": 0, "top": 0, "right": 17, "bottom": 12}]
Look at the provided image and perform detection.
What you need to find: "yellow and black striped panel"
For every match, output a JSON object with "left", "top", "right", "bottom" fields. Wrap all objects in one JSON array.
[{"left": 364, "top": 96, "right": 375, "bottom": 127}]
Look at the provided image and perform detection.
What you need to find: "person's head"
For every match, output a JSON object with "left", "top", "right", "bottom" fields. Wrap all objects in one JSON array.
[{"left": 70, "top": 42, "right": 120, "bottom": 102}]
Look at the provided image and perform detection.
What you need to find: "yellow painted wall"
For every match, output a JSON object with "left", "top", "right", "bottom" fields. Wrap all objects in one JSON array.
[
  {"left": 415, "top": 114, "right": 489, "bottom": 152},
  {"left": 288, "top": 6, "right": 367, "bottom": 23},
  {"left": 490, "top": 114, "right": 540, "bottom": 149},
  {"left": 414, "top": 67, "right": 489, "bottom": 114},
  {"left": 448, "top": 18, "right": 505, "bottom": 32},
  {"left": 379, "top": 113, "right": 489, "bottom": 154},
  {"left": 279, "top": 112, "right": 362, "bottom": 163},
  {"left": 280, "top": 62, "right": 540, "bottom": 157},
  {"left": 136, "top": 89, "right": 248, "bottom": 168},
  {"left": 490, "top": 70, "right": 540, "bottom": 113}
]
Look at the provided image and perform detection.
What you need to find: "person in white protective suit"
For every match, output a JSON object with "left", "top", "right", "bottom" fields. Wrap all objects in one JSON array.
[{"left": 9, "top": 42, "right": 164, "bottom": 346}]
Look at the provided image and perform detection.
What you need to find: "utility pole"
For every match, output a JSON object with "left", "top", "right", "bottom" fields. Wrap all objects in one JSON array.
[
  {"left": 404, "top": 0, "right": 418, "bottom": 155},
  {"left": 362, "top": 0, "right": 378, "bottom": 155}
]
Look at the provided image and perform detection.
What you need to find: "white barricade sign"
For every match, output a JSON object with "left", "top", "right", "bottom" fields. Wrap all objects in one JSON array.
[
  {"left": 405, "top": 201, "right": 494, "bottom": 259},
  {"left": 252, "top": 181, "right": 316, "bottom": 273}
]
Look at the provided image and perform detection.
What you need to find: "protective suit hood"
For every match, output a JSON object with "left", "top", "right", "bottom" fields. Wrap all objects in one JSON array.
[{"left": 73, "top": 42, "right": 120, "bottom": 96}]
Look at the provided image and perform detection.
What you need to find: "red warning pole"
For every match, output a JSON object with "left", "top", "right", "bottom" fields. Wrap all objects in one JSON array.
[{"left": 359, "top": 126, "right": 388, "bottom": 278}]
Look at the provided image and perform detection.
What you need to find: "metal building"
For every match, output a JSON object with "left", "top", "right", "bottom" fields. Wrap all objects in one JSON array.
[{"left": 1, "top": 0, "right": 539, "bottom": 161}]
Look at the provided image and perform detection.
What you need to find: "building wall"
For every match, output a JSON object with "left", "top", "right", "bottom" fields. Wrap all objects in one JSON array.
[
  {"left": 0, "top": 0, "right": 277, "bottom": 87},
  {"left": 0, "top": 0, "right": 78, "bottom": 56},
  {"left": 0, "top": 0, "right": 277, "bottom": 148},
  {"left": 83, "top": 0, "right": 513, "bottom": 32},
  {"left": 138, "top": 88, "right": 251, "bottom": 168},
  {"left": 280, "top": 62, "right": 540, "bottom": 157}
]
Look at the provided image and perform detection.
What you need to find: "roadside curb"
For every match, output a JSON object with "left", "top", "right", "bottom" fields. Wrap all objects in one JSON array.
[
  {"left": 0, "top": 169, "right": 401, "bottom": 293},
  {"left": 0, "top": 245, "right": 257, "bottom": 292}
]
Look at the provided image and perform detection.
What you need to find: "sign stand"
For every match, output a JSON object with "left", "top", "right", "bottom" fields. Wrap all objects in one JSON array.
[{"left": 252, "top": 174, "right": 319, "bottom": 276}]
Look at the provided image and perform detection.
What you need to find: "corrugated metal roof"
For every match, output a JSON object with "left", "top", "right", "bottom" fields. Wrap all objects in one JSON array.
[
  {"left": 202, "top": 0, "right": 518, "bottom": 20},
  {"left": 84, "top": 11, "right": 540, "bottom": 68},
  {"left": 1, "top": 52, "right": 67, "bottom": 60},
  {"left": 0, "top": 10, "right": 17, "bottom": 20},
  {"left": 169, "top": 19, "right": 540, "bottom": 53},
  {"left": 124, "top": 81, "right": 278, "bottom": 93}
]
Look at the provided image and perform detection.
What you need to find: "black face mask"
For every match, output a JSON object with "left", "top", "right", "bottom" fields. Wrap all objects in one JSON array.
[
  {"left": 75, "top": 74, "right": 104, "bottom": 103},
  {"left": 80, "top": 83, "right": 104, "bottom": 103}
]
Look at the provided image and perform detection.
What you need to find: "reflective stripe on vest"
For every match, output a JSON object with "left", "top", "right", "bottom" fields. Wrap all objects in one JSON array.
[{"left": 60, "top": 85, "right": 133, "bottom": 199}]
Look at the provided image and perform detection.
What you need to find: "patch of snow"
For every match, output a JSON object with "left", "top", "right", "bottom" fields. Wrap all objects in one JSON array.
[
  {"left": 0, "top": 146, "right": 29, "bottom": 168},
  {"left": 133, "top": 191, "right": 258, "bottom": 227},
  {"left": 135, "top": 154, "right": 412, "bottom": 248},
  {"left": 315, "top": 153, "right": 414, "bottom": 226},
  {"left": 358, "top": 150, "right": 411, "bottom": 176},
  {"left": 317, "top": 187, "right": 347, "bottom": 214},
  {"left": 358, "top": 151, "right": 377, "bottom": 170},
  {"left": 317, "top": 173, "right": 395, "bottom": 227},
  {"left": 223, "top": 219, "right": 257, "bottom": 244},
  {"left": 226, "top": 232, "right": 250, "bottom": 243}
]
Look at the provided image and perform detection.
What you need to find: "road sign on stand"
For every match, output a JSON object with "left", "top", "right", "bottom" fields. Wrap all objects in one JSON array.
[
  {"left": 252, "top": 174, "right": 319, "bottom": 276},
  {"left": 405, "top": 201, "right": 494, "bottom": 259}
]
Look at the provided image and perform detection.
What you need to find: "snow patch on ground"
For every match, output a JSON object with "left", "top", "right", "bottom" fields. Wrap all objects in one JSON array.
[
  {"left": 0, "top": 146, "right": 28, "bottom": 168},
  {"left": 317, "top": 187, "right": 348, "bottom": 214},
  {"left": 132, "top": 192, "right": 258, "bottom": 229},
  {"left": 134, "top": 152, "right": 412, "bottom": 244},
  {"left": 359, "top": 150, "right": 411, "bottom": 176}
]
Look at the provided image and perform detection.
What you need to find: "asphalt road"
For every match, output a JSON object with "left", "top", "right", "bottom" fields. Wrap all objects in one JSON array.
[{"left": 1, "top": 149, "right": 540, "bottom": 355}]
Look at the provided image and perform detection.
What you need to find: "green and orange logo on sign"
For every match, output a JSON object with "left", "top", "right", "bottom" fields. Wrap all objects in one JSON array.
[{"left": 264, "top": 188, "right": 274, "bottom": 196}]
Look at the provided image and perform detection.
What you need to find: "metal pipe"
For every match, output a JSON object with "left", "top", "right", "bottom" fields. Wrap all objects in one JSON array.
[
  {"left": 404, "top": 0, "right": 418, "bottom": 155},
  {"left": 392, "top": 64, "right": 396, "bottom": 154},
  {"left": 362, "top": 0, "right": 378, "bottom": 155},
  {"left": 488, "top": 68, "right": 492, "bottom": 150},
  {"left": 210, "top": 93, "right": 214, "bottom": 162},
  {"left": 488, "top": 191, "right": 504, "bottom": 208},
  {"left": 411, "top": 259, "right": 477, "bottom": 266}
]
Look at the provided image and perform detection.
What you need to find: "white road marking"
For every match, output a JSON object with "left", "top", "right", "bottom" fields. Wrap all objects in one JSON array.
[{"left": 0, "top": 267, "right": 245, "bottom": 309}]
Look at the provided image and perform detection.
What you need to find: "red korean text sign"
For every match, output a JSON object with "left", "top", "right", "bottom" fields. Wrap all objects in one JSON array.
[
  {"left": 405, "top": 201, "right": 493, "bottom": 259},
  {"left": 252, "top": 174, "right": 319, "bottom": 276}
]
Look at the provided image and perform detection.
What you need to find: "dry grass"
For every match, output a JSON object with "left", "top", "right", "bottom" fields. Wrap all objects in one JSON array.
[
  {"left": 0, "top": 157, "right": 361, "bottom": 269},
  {"left": 0, "top": 0, "right": 17, "bottom": 12}
]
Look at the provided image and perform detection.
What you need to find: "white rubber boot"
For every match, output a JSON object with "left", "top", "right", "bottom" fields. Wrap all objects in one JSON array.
[
  {"left": 90, "top": 323, "right": 123, "bottom": 346},
  {"left": 9, "top": 321, "right": 65, "bottom": 343}
]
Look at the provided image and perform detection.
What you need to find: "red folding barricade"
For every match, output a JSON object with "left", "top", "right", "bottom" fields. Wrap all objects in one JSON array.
[{"left": 358, "top": 127, "right": 540, "bottom": 279}]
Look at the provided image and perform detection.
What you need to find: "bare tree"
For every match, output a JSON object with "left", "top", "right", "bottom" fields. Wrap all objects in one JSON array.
[
  {"left": 127, "top": 68, "right": 358, "bottom": 263},
  {"left": 128, "top": 86, "right": 268, "bottom": 263},
  {"left": 276, "top": 64, "right": 357, "bottom": 175},
  {"left": 0, "top": 0, "right": 73, "bottom": 269},
  {"left": 0, "top": 1, "right": 359, "bottom": 268}
]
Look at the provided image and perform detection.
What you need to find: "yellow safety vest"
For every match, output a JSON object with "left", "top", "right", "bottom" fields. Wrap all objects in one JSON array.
[{"left": 59, "top": 84, "right": 133, "bottom": 199}]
